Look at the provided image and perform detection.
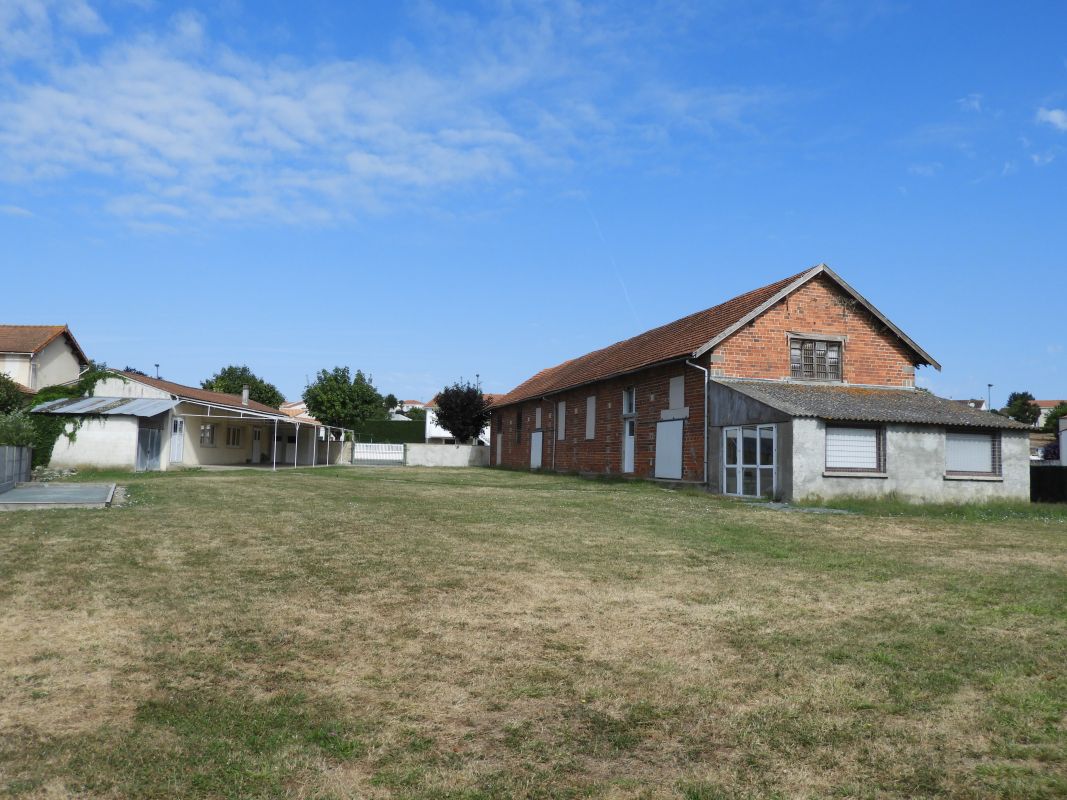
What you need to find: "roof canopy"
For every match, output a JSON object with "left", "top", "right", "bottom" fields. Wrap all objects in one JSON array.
[{"left": 717, "top": 379, "right": 1029, "bottom": 430}]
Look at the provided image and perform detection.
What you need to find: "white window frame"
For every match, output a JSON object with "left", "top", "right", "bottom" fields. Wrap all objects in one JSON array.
[
  {"left": 557, "top": 401, "right": 566, "bottom": 440},
  {"left": 623, "top": 387, "right": 636, "bottom": 416},
  {"left": 226, "top": 426, "right": 242, "bottom": 448},
  {"left": 945, "top": 430, "right": 1001, "bottom": 477},
  {"left": 535, "top": 406, "right": 542, "bottom": 429},
  {"left": 200, "top": 423, "right": 216, "bottom": 447},
  {"left": 824, "top": 425, "right": 886, "bottom": 474},
  {"left": 722, "top": 424, "right": 776, "bottom": 498},
  {"left": 585, "top": 395, "right": 596, "bottom": 440}
]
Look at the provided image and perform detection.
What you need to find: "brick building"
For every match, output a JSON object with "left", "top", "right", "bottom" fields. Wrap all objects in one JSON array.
[{"left": 488, "top": 264, "right": 1030, "bottom": 502}]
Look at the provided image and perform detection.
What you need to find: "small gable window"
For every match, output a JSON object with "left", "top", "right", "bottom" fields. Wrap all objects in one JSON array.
[{"left": 791, "top": 338, "right": 842, "bottom": 382}]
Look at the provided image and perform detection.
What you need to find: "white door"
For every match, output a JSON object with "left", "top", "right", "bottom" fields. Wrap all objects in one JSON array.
[
  {"left": 169, "top": 418, "right": 185, "bottom": 463},
  {"left": 495, "top": 433, "right": 502, "bottom": 465},
  {"left": 722, "top": 424, "right": 776, "bottom": 498},
  {"left": 530, "top": 431, "right": 543, "bottom": 469},
  {"left": 251, "top": 427, "right": 262, "bottom": 463},
  {"left": 654, "top": 419, "right": 683, "bottom": 479},
  {"left": 623, "top": 419, "right": 635, "bottom": 473}
]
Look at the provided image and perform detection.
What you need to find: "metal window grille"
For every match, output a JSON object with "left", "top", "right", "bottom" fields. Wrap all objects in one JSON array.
[
  {"left": 825, "top": 426, "right": 885, "bottom": 472},
  {"left": 946, "top": 430, "right": 1001, "bottom": 475}
]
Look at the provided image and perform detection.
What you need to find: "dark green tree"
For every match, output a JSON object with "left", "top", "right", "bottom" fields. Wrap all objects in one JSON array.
[
  {"left": 1002, "top": 391, "right": 1040, "bottom": 425},
  {"left": 202, "top": 365, "right": 285, "bottom": 408},
  {"left": 0, "top": 372, "right": 27, "bottom": 414},
  {"left": 1043, "top": 401, "right": 1067, "bottom": 433},
  {"left": 383, "top": 393, "right": 399, "bottom": 413},
  {"left": 433, "top": 381, "right": 490, "bottom": 444},
  {"left": 404, "top": 406, "right": 427, "bottom": 424},
  {"left": 303, "top": 367, "right": 387, "bottom": 429}
]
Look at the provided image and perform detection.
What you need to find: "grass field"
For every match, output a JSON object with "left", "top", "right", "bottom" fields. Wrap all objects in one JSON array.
[{"left": 1, "top": 467, "right": 1065, "bottom": 799}]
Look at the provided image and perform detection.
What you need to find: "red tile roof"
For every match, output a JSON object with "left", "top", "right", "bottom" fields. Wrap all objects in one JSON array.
[
  {"left": 0, "top": 325, "right": 89, "bottom": 365},
  {"left": 1036, "top": 400, "right": 1067, "bottom": 408},
  {"left": 116, "top": 371, "right": 284, "bottom": 416},
  {"left": 490, "top": 269, "right": 813, "bottom": 408}
]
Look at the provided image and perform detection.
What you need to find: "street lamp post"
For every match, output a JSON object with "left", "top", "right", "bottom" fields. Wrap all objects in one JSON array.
[{"left": 987, "top": 383, "right": 993, "bottom": 411}]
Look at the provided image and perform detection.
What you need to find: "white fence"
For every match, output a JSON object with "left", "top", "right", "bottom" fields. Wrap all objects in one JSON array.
[
  {"left": 351, "top": 443, "right": 405, "bottom": 465},
  {"left": 0, "top": 446, "right": 32, "bottom": 494}
]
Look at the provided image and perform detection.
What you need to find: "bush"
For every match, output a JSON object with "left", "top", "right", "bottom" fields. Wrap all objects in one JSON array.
[
  {"left": 352, "top": 420, "right": 424, "bottom": 444},
  {"left": 0, "top": 373, "right": 26, "bottom": 414},
  {"left": 0, "top": 409, "right": 38, "bottom": 446}
]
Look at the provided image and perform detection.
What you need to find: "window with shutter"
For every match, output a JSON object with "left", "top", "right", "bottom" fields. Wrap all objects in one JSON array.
[
  {"left": 790, "top": 338, "right": 843, "bottom": 381},
  {"left": 945, "top": 431, "right": 1000, "bottom": 475},
  {"left": 825, "top": 426, "right": 885, "bottom": 472}
]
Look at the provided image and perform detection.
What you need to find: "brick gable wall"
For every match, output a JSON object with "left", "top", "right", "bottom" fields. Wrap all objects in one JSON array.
[{"left": 711, "top": 273, "right": 919, "bottom": 387}]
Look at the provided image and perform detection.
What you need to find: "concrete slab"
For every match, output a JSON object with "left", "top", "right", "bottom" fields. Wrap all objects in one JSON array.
[{"left": 0, "top": 482, "right": 116, "bottom": 510}]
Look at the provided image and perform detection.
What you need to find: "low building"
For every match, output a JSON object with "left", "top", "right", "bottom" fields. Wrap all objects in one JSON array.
[
  {"left": 1035, "top": 399, "right": 1067, "bottom": 428},
  {"left": 0, "top": 324, "right": 89, "bottom": 393},
  {"left": 33, "top": 371, "right": 353, "bottom": 471},
  {"left": 488, "top": 264, "right": 1030, "bottom": 502}
]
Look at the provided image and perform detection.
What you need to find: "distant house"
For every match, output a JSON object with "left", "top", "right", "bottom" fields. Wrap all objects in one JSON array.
[
  {"left": 954, "top": 398, "right": 988, "bottom": 411},
  {"left": 1035, "top": 399, "right": 1066, "bottom": 428},
  {"left": 33, "top": 371, "right": 353, "bottom": 471},
  {"left": 0, "top": 325, "right": 89, "bottom": 393},
  {"left": 400, "top": 400, "right": 426, "bottom": 412},
  {"left": 488, "top": 264, "right": 1030, "bottom": 502}
]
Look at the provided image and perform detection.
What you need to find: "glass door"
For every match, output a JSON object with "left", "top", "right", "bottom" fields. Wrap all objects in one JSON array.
[{"left": 722, "top": 424, "right": 776, "bottom": 498}]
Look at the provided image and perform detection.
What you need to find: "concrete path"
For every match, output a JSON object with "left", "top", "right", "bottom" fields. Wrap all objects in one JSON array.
[{"left": 0, "top": 482, "right": 116, "bottom": 510}]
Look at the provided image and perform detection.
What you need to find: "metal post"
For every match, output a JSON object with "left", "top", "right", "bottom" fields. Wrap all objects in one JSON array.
[
  {"left": 294, "top": 423, "right": 299, "bottom": 467},
  {"left": 272, "top": 418, "right": 277, "bottom": 472}
]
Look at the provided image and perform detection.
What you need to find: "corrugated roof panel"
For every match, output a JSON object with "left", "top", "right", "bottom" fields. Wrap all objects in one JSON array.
[{"left": 31, "top": 396, "right": 177, "bottom": 418}]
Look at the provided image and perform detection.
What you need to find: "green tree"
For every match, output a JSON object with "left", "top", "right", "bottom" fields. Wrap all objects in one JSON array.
[
  {"left": 0, "top": 409, "right": 37, "bottom": 446},
  {"left": 0, "top": 372, "right": 27, "bottom": 414},
  {"left": 303, "top": 367, "right": 387, "bottom": 429},
  {"left": 404, "top": 406, "right": 427, "bottom": 424},
  {"left": 383, "top": 393, "right": 399, "bottom": 413},
  {"left": 433, "top": 381, "right": 490, "bottom": 444},
  {"left": 1002, "top": 391, "right": 1040, "bottom": 425},
  {"left": 1043, "top": 401, "right": 1067, "bottom": 433},
  {"left": 202, "top": 365, "right": 285, "bottom": 409}
]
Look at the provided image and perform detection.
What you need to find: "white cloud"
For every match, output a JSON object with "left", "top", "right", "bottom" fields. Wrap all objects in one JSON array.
[
  {"left": 0, "top": 0, "right": 106, "bottom": 63},
  {"left": 1001, "top": 160, "right": 1016, "bottom": 176},
  {"left": 1036, "top": 107, "right": 1067, "bottom": 132},
  {"left": 907, "top": 162, "right": 942, "bottom": 177},
  {"left": 0, "top": 204, "right": 33, "bottom": 216},
  {"left": 0, "top": 2, "right": 781, "bottom": 227},
  {"left": 956, "top": 93, "right": 983, "bottom": 112},
  {"left": 1031, "top": 151, "right": 1055, "bottom": 166}
]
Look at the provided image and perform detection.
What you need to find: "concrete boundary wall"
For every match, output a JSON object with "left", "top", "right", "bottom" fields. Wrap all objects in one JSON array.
[{"left": 406, "top": 444, "right": 489, "bottom": 467}]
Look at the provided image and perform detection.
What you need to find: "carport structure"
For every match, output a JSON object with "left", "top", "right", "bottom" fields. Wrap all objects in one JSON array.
[{"left": 33, "top": 371, "right": 355, "bottom": 471}]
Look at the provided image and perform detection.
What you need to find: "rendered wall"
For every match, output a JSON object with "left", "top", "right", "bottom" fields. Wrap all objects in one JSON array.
[
  {"left": 36, "top": 336, "right": 82, "bottom": 388},
  {"left": 49, "top": 416, "right": 139, "bottom": 469},
  {"left": 791, "top": 419, "right": 1030, "bottom": 502},
  {"left": 93, "top": 376, "right": 172, "bottom": 399},
  {"left": 1, "top": 354, "right": 30, "bottom": 388},
  {"left": 406, "top": 444, "right": 489, "bottom": 467}
]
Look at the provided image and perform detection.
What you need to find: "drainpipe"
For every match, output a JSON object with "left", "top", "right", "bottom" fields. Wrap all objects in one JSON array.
[{"left": 686, "top": 359, "right": 709, "bottom": 486}]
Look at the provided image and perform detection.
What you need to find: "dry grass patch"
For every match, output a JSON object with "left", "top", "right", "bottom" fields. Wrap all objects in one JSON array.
[{"left": 0, "top": 466, "right": 1064, "bottom": 798}]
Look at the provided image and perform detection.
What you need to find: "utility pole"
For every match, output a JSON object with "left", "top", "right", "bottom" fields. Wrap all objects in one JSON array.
[{"left": 987, "top": 383, "right": 993, "bottom": 411}]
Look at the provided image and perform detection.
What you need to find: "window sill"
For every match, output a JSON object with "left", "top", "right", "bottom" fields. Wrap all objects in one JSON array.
[
  {"left": 823, "top": 471, "right": 888, "bottom": 479},
  {"left": 944, "top": 474, "right": 1003, "bottom": 482}
]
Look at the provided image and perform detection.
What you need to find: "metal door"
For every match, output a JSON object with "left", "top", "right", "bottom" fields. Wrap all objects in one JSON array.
[
  {"left": 623, "top": 419, "right": 635, "bottom": 473},
  {"left": 530, "top": 431, "right": 543, "bottom": 469},
  {"left": 654, "top": 419, "right": 683, "bottom": 479},
  {"left": 169, "top": 418, "right": 184, "bottom": 463},
  {"left": 495, "top": 433, "right": 502, "bottom": 465},
  {"left": 137, "top": 428, "right": 162, "bottom": 471},
  {"left": 251, "top": 427, "right": 262, "bottom": 462}
]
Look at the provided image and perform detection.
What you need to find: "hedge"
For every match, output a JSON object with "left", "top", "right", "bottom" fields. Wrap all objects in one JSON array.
[{"left": 352, "top": 420, "right": 424, "bottom": 444}]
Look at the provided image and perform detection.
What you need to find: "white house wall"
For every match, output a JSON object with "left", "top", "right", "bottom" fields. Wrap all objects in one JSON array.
[
  {"left": 49, "top": 416, "right": 139, "bottom": 469},
  {"left": 790, "top": 419, "right": 1030, "bottom": 502},
  {"left": 93, "top": 376, "right": 173, "bottom": 399},
  {"left": 1, "top": 353, "right": 31, "bottom": 388},
  {"left": 36, "top": 336, "right": 82, "bottom": 388}
]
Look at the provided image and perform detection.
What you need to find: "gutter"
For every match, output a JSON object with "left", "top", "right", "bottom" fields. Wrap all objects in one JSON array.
[{"left": 685, "top": 359, "right": 710, "bottom": 486}]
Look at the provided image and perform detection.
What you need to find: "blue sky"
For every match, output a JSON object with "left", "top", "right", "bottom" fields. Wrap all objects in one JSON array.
[{"left": 1, "top": 1, "right": 1064, "bottom": 406}]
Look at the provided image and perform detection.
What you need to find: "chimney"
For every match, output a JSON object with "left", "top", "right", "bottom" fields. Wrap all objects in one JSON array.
[{"left": 241, "top": 385, "right": 250, "bottom": 406}]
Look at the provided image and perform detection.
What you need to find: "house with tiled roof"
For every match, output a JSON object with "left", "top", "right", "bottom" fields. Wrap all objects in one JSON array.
[
  {"left": 0, "top": 324, "right": 89, "bottom": 393},
  {"left": 33, "top": 371, "right": 354, "bottom": 471},
  {"left": 1034, "top": 399, "right": 1067, "bottom": 429},
  {"left": 488, "top": 264, "right": 1030, "bottom": 502}
]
